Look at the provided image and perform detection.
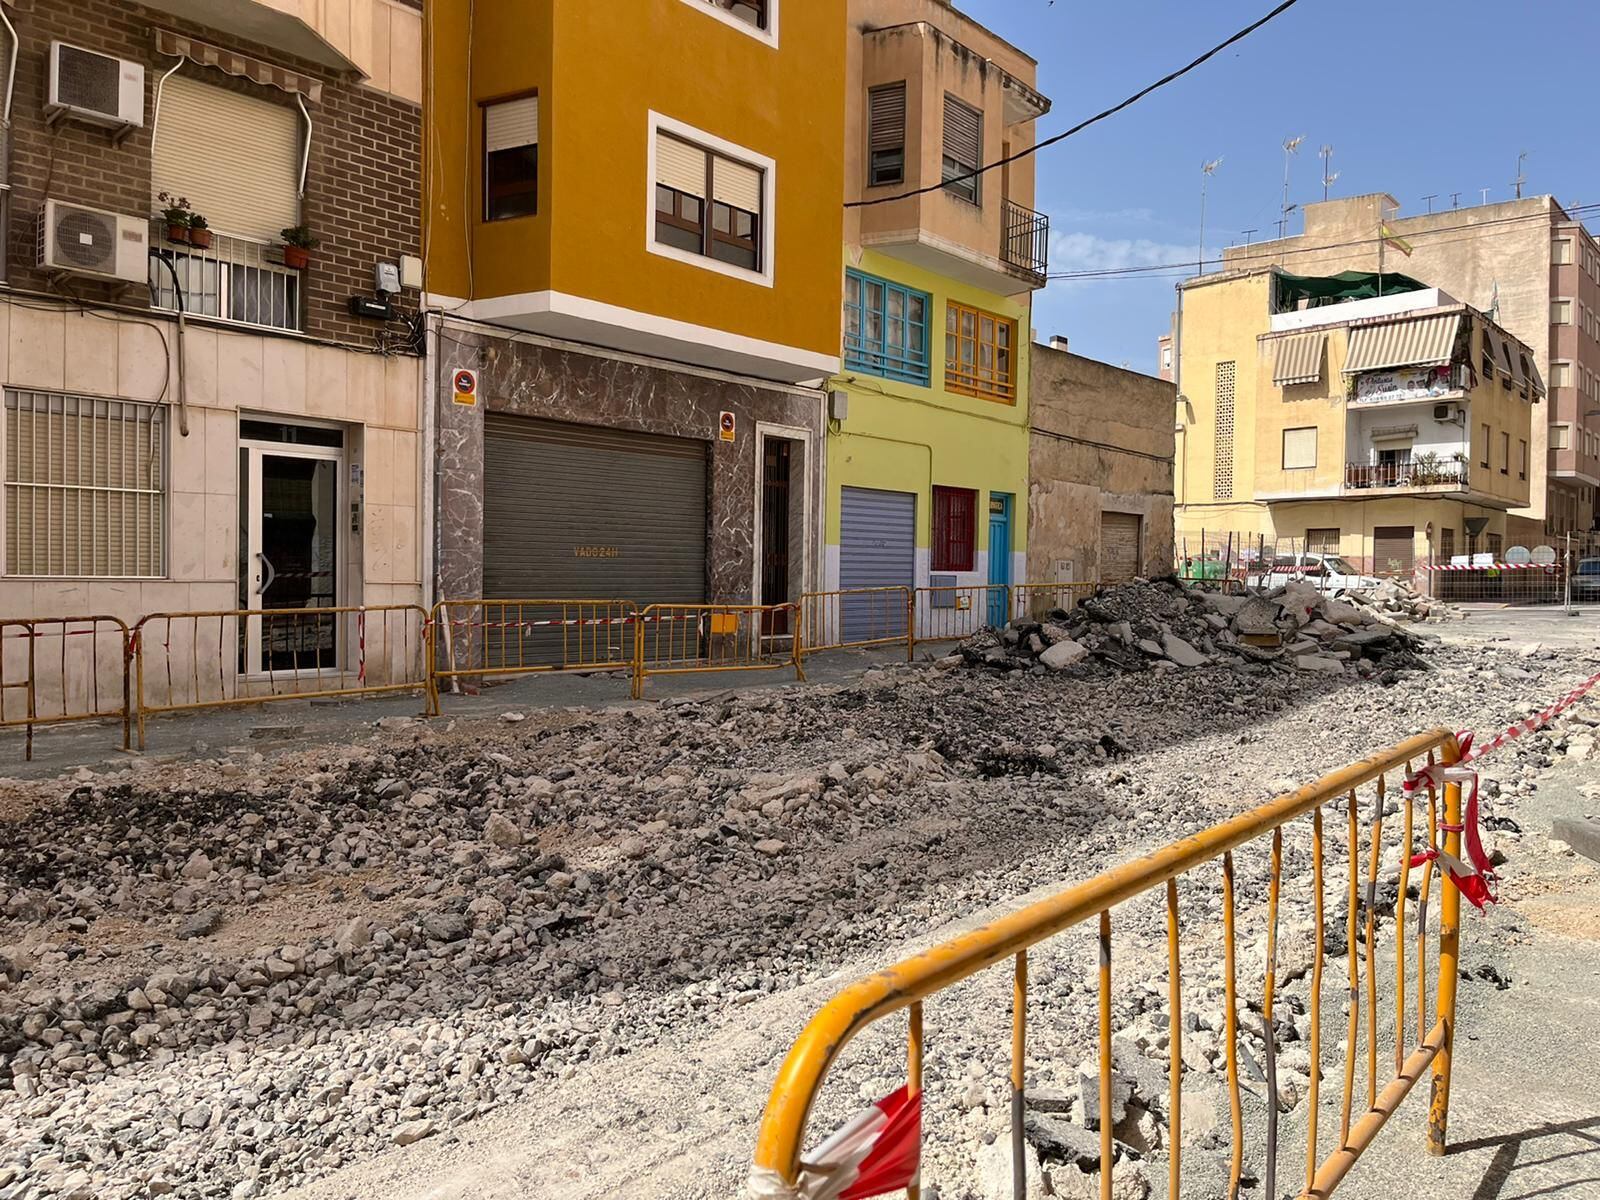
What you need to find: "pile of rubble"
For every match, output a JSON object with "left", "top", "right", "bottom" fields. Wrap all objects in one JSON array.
[
  {"left": 957, "top": 577, "right": 1431, "bottom": 683},
  {"left": 1341, "top": 575, "right": 1461, "bottom": 623}
]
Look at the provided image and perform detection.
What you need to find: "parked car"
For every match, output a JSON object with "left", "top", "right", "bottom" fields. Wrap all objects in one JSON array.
[
  {"left": 1573, "top": 557, "right": 1600, "bottom": 602},
  {"left": 1246, "top": 552, "right": 1384, "bottom": 595}
]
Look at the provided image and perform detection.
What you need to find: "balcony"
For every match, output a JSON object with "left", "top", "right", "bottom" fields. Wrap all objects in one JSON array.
[
  {"left": 148, "top": 223, "right": 302, "bottom": 334},
  {"left": 1344, "top": 460, "right": 1468, "bottom": 492},
  {"left": 1001, "top": 199, "right": 1049, "bottom": 284}
]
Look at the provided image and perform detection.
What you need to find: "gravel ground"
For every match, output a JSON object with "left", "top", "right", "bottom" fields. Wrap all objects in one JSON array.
[{"left": 1, "top": 585, "right": 1596, "bottom": 1200}]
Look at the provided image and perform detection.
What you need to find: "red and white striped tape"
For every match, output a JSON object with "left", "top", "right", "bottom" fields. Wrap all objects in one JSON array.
[
  {"left": 1423, "top": 562, "right": 1559, "bottom": 572},
  {"left": 1459, "top": 667, "right": 1600, "bottom": 764}
]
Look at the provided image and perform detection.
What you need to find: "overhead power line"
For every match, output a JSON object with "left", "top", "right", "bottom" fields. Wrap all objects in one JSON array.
[
  {"left": 846, "top": 0, "right": 1304, "bottom": 210},
  {"left": 1045, "top": 199, "right": 1600, "bottom": 282}
]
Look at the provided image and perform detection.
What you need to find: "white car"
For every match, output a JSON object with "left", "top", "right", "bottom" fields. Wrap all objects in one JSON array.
[{"left": 1246, "top": 552, "right": 1383, "bottom": 595}]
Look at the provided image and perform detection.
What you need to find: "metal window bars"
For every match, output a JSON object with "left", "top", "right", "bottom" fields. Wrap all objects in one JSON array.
[{"left": 148, "top": 223, "right": 302, "bottom": 333}]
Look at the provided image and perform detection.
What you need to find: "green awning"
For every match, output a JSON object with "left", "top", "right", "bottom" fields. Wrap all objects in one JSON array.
[{"left": 1275, "top": 270, "right": 1429, "bottom": 310}]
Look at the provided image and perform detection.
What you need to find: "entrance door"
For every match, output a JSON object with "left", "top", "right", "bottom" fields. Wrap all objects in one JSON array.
[
  {"left": 987, "top": 492, "right": 1012, "bottom": 626},
  {"left": 1100, "top": 511, "right": 1143, "bottom": 583},
  {"left": 239, "top": 439, "right": 342, "bottom": 674},
  {"left": 761, "top": 439, "right": 793, "bottom": 635}
]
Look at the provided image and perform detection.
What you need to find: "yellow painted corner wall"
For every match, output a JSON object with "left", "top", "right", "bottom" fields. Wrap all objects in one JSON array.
[
  {"left": 1251, "top": 327, "right": 1350, "bottom": 498},
  {"left": 826, "top": 249, "right": 1030, "bottom": 550},
  {"left": 546, "top": 0, "right": 846, "bottom": 358}
]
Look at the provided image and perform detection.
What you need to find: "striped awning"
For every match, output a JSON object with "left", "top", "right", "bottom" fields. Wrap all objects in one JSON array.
[
  {"left": 1343, "top": 313, "right": 1462, "bottom": 374},
  {"left": 155, "top": 29, "right": 324, "bottom": 102},
  {"left": 1273, "top": 332, "right": 1326, "bottom": 385}
]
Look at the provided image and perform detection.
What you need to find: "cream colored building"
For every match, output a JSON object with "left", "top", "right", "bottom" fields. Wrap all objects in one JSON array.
[{"left": 1175, "top": 268, "right": 1539, "bottom": 579}]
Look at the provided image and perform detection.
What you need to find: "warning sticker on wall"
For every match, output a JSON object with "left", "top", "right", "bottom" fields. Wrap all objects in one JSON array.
[
  {"left": 453, "top": 369, "right": 479, "bottom": 406},
  {"left": 718, "top": 411, "right": 736, "bottom": 442}
]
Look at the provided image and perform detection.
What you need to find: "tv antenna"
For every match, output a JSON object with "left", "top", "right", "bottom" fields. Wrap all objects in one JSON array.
[
  {"left": 1422, "top": 194, "right": 1438, "bottom": 213},
  {"left": 1199, "top": 157, "right": 1223, "bottom": 274},
  {"left": 1513, "top": 151, "right": 1528, "bottom": 199},
  {"left": 1319, "top": 144, "right": 1338, "bottom": 201},
  {"left": 1450, "top": 192, "right": 1461, "bottom": 210},
  {"left": 1280, "top": 136, "right": 1304, "bottom": 244},
  {"left": 1480, "top": 187, "right": 1491, "bottom": 205}
]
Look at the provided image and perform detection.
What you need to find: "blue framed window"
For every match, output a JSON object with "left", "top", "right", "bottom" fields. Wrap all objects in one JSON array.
[{"left": 844, "top": 270, "right": 931, "bottom": 384}]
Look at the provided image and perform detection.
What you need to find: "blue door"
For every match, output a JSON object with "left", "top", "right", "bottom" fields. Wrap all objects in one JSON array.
[{"left": 987, "top": 493, "right": 1012, "bottom": 626}]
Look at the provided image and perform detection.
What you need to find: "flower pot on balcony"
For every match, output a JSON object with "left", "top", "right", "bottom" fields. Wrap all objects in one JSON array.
[
  {"left": 282, "top": 244, "right": 310, "bottom": 270},
  {"left": 165, "top": 222, "right": 191, "bottom": 244},
  {"left": 188, "top": 226, "right": 213, "bottom": 250}
]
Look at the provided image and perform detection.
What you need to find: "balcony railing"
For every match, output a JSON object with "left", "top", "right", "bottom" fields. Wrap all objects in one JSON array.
[
  {"left": 1344, "top": 460, "right": 1469, "bottom": 490},
  {"left": 148, "top": 223, "right": 302, "bottom": 333},
  {"left": 1001, "top": 198, "right": 1049, "bottom": 280}
]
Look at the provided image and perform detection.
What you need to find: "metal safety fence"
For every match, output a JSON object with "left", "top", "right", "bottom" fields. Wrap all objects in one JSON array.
[
  {"left": 0, "top": 616, "right": 132, "bottom": 761},
  {"left": 632, "top": 603, "right": 804, "bottom": 699},
  {"left": 751, "top": 729, "right": 1474, "bottom": 1200},
  {"left": 910, "top": 585, "right": 1014, "bottom": 654},
  {"left": 1009, "top": 581, "right": 1100, "bottom": 621},
  {"left": 426, "top": 598, "right": 636, "bottom": 714},
  {"left": 132, "top": 605, "right": 429, "bottom": 749},
  {"left": 799, "top": 587, "right": 913, "bottom": 660}
]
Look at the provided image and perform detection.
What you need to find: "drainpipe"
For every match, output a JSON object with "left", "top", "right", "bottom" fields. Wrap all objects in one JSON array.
[
  {"left": 148, "top": 252, "right": 191, "bottom": 437},
  {"left": 0, "top": 1, "right": 20, "bottom": 285},
  {"left": 421, "top": 315, "right": 438, "bottom": 611}
]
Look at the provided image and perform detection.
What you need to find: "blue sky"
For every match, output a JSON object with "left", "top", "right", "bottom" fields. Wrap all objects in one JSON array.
[{"left": 960, "top": 0, "right": 1600, "bottom": 375}]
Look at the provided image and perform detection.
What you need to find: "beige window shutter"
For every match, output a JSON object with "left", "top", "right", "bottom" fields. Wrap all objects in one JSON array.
[
  {"left": 869, "top": 83, "right": 906, "bottom": 151},
  {"left": 486, "top": 96, "right": 538, "bottom": 152},
  {"left": 943, "top": 95, "right": 981, "bottom": 167},
  {"left": 656, "top": 132, "right": 709, "bottom": 198},
  {"left": 711, "top": 156, "right": 762, "bottom": 214},
  {"left": 152, "top": 74, "right": 301, "bottom": 240}
]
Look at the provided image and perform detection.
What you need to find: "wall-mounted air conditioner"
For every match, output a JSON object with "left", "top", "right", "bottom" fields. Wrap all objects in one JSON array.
[
  {"left": 46, "top": 42, "right": 144, "bottom": 130},
  {"left": 37, "top": 199, "right": 150, "bottom": 283},
  {"left": 1432, "top": 403, "right": 1464, "bottom": 423}
]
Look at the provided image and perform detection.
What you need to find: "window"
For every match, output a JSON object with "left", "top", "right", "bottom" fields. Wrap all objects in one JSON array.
[
  {"left": 941, "top": 95, "right": 982, "bottom": 205},
  {"left": 651, "top": 124, "right": 768, "bottom": 278},
  {"left": 1439, "top": 527, "right": 1455, "bottom": 562},
  {"left": 484, "top": 95, "right": 538, "bottom": 221},
  {"left": 1480, "top": 422, "right": 1491, "bottom": 467},
  {"left": 1305, "top": 528, "right": 1341, "bottom": 555},
  {"left": 1553, "top": 237, "right": 1574, "bottom": 265},
  {"left": 932, "top": 486, "right": 976, "bottom": 571},
  {"left": 1500, "top": 430, "right": 1510, "bottom": 474},
  {"left": 1552, "top": 299, "right": 1573, "bottom": 325},
  {"left": 4, "top": 390, "right": 165, "bottom": 577},
  {"left": 1552, "top": 424, "right": 1571, "bottom": 450},
  {"left": 1551, "top": 360, "right": 1573, "bottom": 389},
  {"left": 844, "top": 270, "right": 930, "bottom": 383},
  {"left": 867, "top": 83, "right": 907, "bottom": 187},
  {"left": 1487, "top": 533, "right": 1503, "bottom": 561},
  {"left": 1519, "top": 438, "right": 1528, "bottom": 480},
  {"left": 1282, "top": 426, "right": 1317, "bottom": 470},
  {"left": 722, "top": 0, "right": 768, "bottom": 28},
  {"left": 681, "top": 0, "right": 775, "bottom": 40},
  {"left": 945, "top": 301, "right": 1016, "bottom": 402}
]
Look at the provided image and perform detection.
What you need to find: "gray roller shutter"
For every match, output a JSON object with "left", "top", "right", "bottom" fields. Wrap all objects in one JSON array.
[
  {"left": 1100, "top": 512, "right": 1142, "bottom": 583},
  {"left": 840, "top": 486, "right": 914, "bottom": 642},
  {"left": 1372, "top": 525, "right": 1415, "bottom": 577},
  {"left": 481, "top": 416, "right": 706, "bottom": 664}
]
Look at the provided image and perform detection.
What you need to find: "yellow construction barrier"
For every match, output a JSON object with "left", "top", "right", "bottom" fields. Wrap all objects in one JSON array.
[
  {"left": 427, "top": 598, "right": 636, "bottom": 714},
  {"left": 910, "top": 584, "right": 1013, "bottom": 654},
  {"left": 632, "top": 603, "right": 804, "bottom": 699},
  {"left": 0, "top": 616, "right": 131, "bottom": 760},
  {"left": 799, "top": 587, "right": 913, "bottom": 660},
  {"left": 1009, "top": 581, "right": 1099, "bottom": 621},
  {"left": 751, "top": 729, "right": 1469, "bottom": 1200},
  {"left": 133, "top": 605, "right": 428, "bottom": 748}
]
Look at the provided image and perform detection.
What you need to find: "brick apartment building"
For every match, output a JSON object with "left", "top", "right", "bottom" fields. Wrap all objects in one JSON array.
[{"left": 0, "top": 0, "right": 426, "bottom": 701}]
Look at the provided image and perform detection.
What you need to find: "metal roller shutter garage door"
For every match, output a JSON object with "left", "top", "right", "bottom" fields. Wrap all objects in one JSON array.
[
  {"left": 840, "top": 487, "right": 915, "bottom": 642},
  {"left": 1372, "top": 526, "right": 1415, "bottom": 577},
  {"left": 483, "top": 413, "right": 707, "bottom": 604},
  {"left": 1100, "top": 511, "right": 1142, "bottom": 583}
]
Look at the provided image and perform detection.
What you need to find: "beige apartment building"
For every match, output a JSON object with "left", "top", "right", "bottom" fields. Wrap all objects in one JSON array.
[
  {"left": 1226, "top": 193, "right": 1600, "bottom": 538},
  {"left": 1175, "top": 268, "right": 1539, "bottom": 579}
]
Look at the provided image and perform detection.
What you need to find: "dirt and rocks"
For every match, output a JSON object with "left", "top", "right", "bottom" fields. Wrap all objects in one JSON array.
[{"left": 0, "top": 583, "right": 1596, "bottom": 1200}]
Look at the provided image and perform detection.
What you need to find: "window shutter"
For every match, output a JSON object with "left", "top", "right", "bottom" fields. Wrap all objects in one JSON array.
[
  {"left": 942, "top": 95, "right": 981, "bottom": 168},
  {"left": 656, "top": 132, "right": 709, "bottom": 198},
  {"left": 486, "top": 95, "right": 538, "bottom": 152},
  {"left": 711, "top": 156, "right": 762, "bottom": 213},
  {"left": 869, "top": 83, "right": 906, "bottom": 152},
  {"left": 152, "top": 74, "right": 300, "bottom": 240}
]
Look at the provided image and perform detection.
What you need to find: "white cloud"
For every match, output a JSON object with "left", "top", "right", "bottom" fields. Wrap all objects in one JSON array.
[{"left": 1048, "top": 231, "right": 1197, "bottom": 276}]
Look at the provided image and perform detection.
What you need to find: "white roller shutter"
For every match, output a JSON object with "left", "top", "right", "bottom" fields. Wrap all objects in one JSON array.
[
  {"left": 153, "top": 74, "right": 301, "bottom": 240},
  {"left": 486, "top": 96, "right": 538, "bottom": 152},
  {"left": 711, "top": 156, "right": 762, "bottom": 214},
  {"left": 656, "top": 132, "right": 708, "bottom": 198}
]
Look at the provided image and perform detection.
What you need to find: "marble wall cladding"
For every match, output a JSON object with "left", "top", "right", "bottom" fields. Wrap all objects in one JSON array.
[{"left": 435, "top": 326, "right": 825, "bottom": 604}]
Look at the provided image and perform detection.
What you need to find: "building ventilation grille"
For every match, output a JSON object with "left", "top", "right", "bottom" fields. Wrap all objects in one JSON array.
[{"left": 1214, "top": 360, "right": 1236, "bottom": 500}]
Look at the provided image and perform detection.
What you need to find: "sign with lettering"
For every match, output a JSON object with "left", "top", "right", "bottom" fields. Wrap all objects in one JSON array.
[
  {"left": 452, "top": 368, "right": 479, "bottom": 406},
  {"left": 1352, "top": 365, "right": 1454, "bottom": 406},
  {"left": 719, "top": 411, "right": 736, "bottom": 442},
  {"left": 573, "top": 545, "right": 620, "bottom": 558}
]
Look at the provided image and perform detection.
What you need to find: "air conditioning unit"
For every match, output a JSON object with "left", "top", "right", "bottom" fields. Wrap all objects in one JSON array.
[
  {"left": 46, "top": 42, "right": 144, "bottom": 130},
  {"left": 37, "top": 199, "right": 150, "bottom": 283},
  {"left": 1433, "top": 403, "right": 1464, "bottom": 423}
]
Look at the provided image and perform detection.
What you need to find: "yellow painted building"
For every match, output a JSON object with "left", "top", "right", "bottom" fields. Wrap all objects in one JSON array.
[
  {"left": 1175, "top": 268, "right": 1540, "bottom": 577},
  {"left": 828, "top": 0, "right": 1050, "bottom": 628}
]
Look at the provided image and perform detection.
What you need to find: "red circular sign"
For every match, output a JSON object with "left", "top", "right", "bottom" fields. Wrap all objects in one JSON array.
[
  {"left": 720, "top": 412, "right": 735, "bottom": 432},
  {"left": 453, "top": 369, "right": 477, "bottom": 395}
]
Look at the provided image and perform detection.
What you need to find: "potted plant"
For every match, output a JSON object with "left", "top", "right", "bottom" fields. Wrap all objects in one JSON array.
[
  {"left": 158, "top": 192, "right": 191, "bottom": 244},
  {"left": 187, "top": 212, "right": 212, "bottom": 250},
  {"left": 279, "top": 225, "right": 317, "bottom": 270}
]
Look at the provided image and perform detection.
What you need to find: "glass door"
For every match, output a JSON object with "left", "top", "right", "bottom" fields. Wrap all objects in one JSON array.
[{"left": 239, "top": 442, "right": 342, "bottom": 675}]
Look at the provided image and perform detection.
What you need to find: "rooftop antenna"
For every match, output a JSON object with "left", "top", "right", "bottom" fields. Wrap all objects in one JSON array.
[
  {"left": 1513, "top": 150, "right": 1528, "bottom": 199},
  {"left": 1319, "top": 144, "right": 1337, "bottom": 201},
  {"left": 1243, "top": 227, "right": 1258, "bottom": 248},
  {"left": 1480, "top": 187, "right": 1491, "bottom": 205},
  {"left": 1450, "top": 192, "right": 1461, "bottom": 210},
  {"left": 1280, "top": 135, "right": 1304, "bottom": 252},
  {"left": 1199, "top": 157, "right": 1223, "bottom": 275},
  {"left": 1422, "top": 194, "right": 1438, "bottom": 213}
]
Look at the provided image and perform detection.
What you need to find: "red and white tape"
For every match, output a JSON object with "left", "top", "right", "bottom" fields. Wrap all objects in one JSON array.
[
  {"left": 1423, "top": 562, "right": 1559, "bottom": 572},
  {"left": 1459, "top": 667, "right": 1600, "bottom": 764}
]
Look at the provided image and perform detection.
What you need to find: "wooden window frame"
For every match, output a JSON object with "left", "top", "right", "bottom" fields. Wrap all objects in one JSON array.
[
  {"left": 844, "top": 269, "right": 930, "bottom": 384},
  {"left": 944, "top": 300, "right": 1016, "bottom": 403},
  {"left": 482, "top": 92, "right": 539, "bottom": 223},
  {"left": 648, "top": 116, "right": 772, "bottom": 285},
  {"left": 932, "top": 485, "right": 977, "bottom": 572}
]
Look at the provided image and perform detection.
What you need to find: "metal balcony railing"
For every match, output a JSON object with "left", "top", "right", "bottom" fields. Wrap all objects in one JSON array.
[
  {"left": 1001, "top": 198, "right": 1049, "bottom": 280},
  {"left": 148, "top": 223, "right": 302, "bottom": 333},
  {"left": 1344, "top": 460, "right": 1469, "bottom": 490}
]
